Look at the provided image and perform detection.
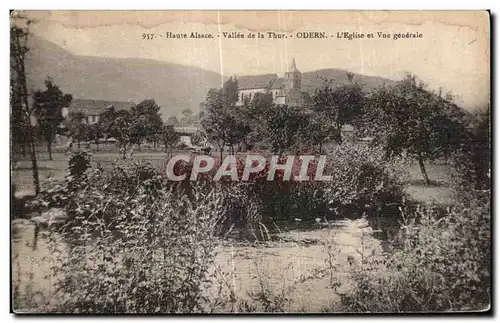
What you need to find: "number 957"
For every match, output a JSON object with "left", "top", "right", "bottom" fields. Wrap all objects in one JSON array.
[{"left": 142, "top": 33, "right": 155, "bottom": 40}]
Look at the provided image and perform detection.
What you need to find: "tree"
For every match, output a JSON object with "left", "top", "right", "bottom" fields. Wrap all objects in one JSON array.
[
  {"left": 114, "top": 110, "right": 134, "bottom": 156},
  {"left": 306, "top": 114, "right": 338, "bottom": 154},
  {"left": 65, "top": 111, "right": 88, "bottom": 149},
  {"left": 98, "top": 106, "right": 134, "bottom": 156},
  {"left": 312, "top": 77, "right": 365, "bottom": 143},
  {"left": 200, "top": 77, "right": 250, "bottom": 160},
  {"left": 451, "top": 105, "right": 490, "bottom": 192},
  {"left": 88, "top": 123, "right": 103, "bottom": 151},
  {"left": 243, "top": 92, "right": 274, "bottom": 148},
  {"left": 11, "top": 14, "right": 40, "bottom": 194},
  {"left": 166, "top": 116, "right": 180, "bottom": 126},
  {"left": 200, "top": 89, "right": 228, "bottom": 161},
  {"left": 130, "top": 99, "right": 164, "bottom": 150},
  {"left": 32, "top": 78, "right": 73, "bottom": 160},
  {"left": 364, "top": 75, "right": 466, "bottom": 185},
  {"left": 162, "top": 125, "right": 179, "bottom": 157},
  {"left": 181, "top": 108, "right": 194, "bottom": 125},
  {"left": 263, "top": 105, "right": 310, "bottom": 155}
]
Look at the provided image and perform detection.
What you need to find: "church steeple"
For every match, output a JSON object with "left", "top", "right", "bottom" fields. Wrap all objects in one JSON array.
[
  {"left": 284, "top": 57, "right": 302, "bottom": 106},
  {"left": 289, "top": 57, "right": 299, "bottom": 72}
]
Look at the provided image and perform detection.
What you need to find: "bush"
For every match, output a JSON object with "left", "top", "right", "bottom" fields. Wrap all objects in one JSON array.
[
  {"left": 41, "top": 160, "right": 226, "bottom": 313},
  {"left": 161, "top": 145, "right": 408, "bottom": 226},
  {"left": 341, "top": 193, "right": 491, "bottom": 312},
  {"left": 322, "top": 143, "right": 409, "bottom": 217},
  {"left": 449, "top": 107, "right": 490, "bottom": 197}
]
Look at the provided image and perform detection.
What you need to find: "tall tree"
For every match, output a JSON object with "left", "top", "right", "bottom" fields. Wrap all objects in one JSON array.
[
  {"left": 88, "top": 123, "right": 103, "bottom": 152},
  {"left": 130, "top": 99, "right": 163, "bottom": 149},
  {"left": 306, "top": 114, "right": 338, "bottom": 154},
  {"left": 312, "top": 77, "right": 365, "bottom": 143},
  {"left": 33, "top": 78, "right": 73, "bottom": 160},
  {"left": 262, "top": 105, "right": 310, "bottom": 155},
  {"left": 10, "top": 15, "right": 40, "bottom": 193},
  {"left": 200, "top": 77, "right": 249, "bottom": 159},
  {"left": 65, "top": 111, "right": 88, "bottom": 149},
  {"left": 231, "top": 92, "right": 275, "bottom": 151},
  {"left": 451, "top": 105, "right": 490, "bottom": 191},
  {"left": 181, "top": 108, "right": 194, "bottom": 126},
  {"left": 162, "top": 124, "right": 179, "bottom": 157},
  {"left": 365, "top": 74, "right": 466, "bottom": 185}
]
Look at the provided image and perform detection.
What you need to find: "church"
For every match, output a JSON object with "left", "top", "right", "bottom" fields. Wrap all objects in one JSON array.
[{"left": 236, "top": 58, "right": 304, "bottom": 107}]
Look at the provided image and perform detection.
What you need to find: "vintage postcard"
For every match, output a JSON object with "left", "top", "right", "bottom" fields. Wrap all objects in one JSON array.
[{"left": 10, "top": 10, "right": 491, "bottom": 314}]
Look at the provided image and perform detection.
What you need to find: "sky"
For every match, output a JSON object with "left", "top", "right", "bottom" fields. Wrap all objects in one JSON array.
[{"left": 20, "top": 10, "right": 490, "bottom": 110}]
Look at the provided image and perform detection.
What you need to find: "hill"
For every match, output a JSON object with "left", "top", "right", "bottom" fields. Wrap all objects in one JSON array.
[
  {"left": 301, "top": 68, "right": 396, "bottom": 93},
  {"left": 25, "top": 35, "right": 223, "bottom": 119}
]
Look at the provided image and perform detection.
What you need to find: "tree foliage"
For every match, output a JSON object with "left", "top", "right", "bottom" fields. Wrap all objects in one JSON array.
[
  {"left": 200, "top": 77, "right": 250, "bottom": 158},
  {"left": 130, "top": 99, "right": 164, "bottom": 148},
  {"left": 363, "top": 75, "right": 467, "bottom": 184},
  {"left": 33, "top": 77, "right": 72, "bottom": 160},
  {"left": 162, "top": 124, "right": 179, "bottom": 157},
  {"left": 312, "top": 77, "right": 365, "bottom": 143}
]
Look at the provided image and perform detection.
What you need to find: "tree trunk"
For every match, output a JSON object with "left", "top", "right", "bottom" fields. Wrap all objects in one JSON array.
[
  {"left": 336, "top": 124, "right": 343, "bottom": 144},
  {"left": 47, "top": 141, "right": 53, "bottom": 160},
  {"left": 418, "top": 156, "right": 431, "bottom": 185},
  {"left": 96, "top": 142, "right": 99, "bottom": 152},
  {"left": 218, "top": 142, "right": 224, "bottom": 162},
  {"left": 77, "top": 140, "right": 81, "bottom": 149},
  {"left": 28, "top": 131, "right": 40, "bottom": 195}
]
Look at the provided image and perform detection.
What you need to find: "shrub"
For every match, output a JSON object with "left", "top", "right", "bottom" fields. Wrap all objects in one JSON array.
[
  {"left": 341, "top": 193, "right": 491, "bottom": 312},
  {"left": 322, "top": 143, "right": 409, "bottom": 217},
  {"left": 44, "top": 165, "right": 226, "bottom": 313},
  {"left": 449, "top": 107, "right": 490, "bottom": 197}
]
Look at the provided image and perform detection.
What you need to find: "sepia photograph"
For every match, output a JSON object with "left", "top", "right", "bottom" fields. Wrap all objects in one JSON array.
[{"left": 10, "top": 10, "right": 491, "bottom": 314}]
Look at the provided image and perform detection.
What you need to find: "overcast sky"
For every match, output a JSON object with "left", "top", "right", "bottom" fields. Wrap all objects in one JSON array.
[{"left": 22, "top": 10, "right": 490, "bottom": 110}]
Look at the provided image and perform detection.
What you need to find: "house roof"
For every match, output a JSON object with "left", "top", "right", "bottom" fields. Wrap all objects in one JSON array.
[
  {"left": 237, "top": 74, "right": 278, "bottom": 90},
  {"left": 68, "top": 99, "right": 135, "bottom": 116}
]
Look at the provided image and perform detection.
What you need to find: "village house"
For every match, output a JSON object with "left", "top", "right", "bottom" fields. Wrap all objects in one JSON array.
[{"left": 62, "top": 99, "right": 135, "bottom": 124}]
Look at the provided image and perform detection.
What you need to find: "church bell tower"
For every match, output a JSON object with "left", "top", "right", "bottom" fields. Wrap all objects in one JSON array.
[
  {"left": 285, "top": 57, "right": 301, "bottom": 91},
  {"left": 285, "top": 58, "right": 302, "bottom": 106}
]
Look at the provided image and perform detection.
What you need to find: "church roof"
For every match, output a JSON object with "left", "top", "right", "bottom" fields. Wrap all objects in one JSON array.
[
  {"left": 269, "top": 77, "right": 285, "bottom": 89},
  {"left": 237, "top": 74, "right": 278, "bottom": 90}
]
